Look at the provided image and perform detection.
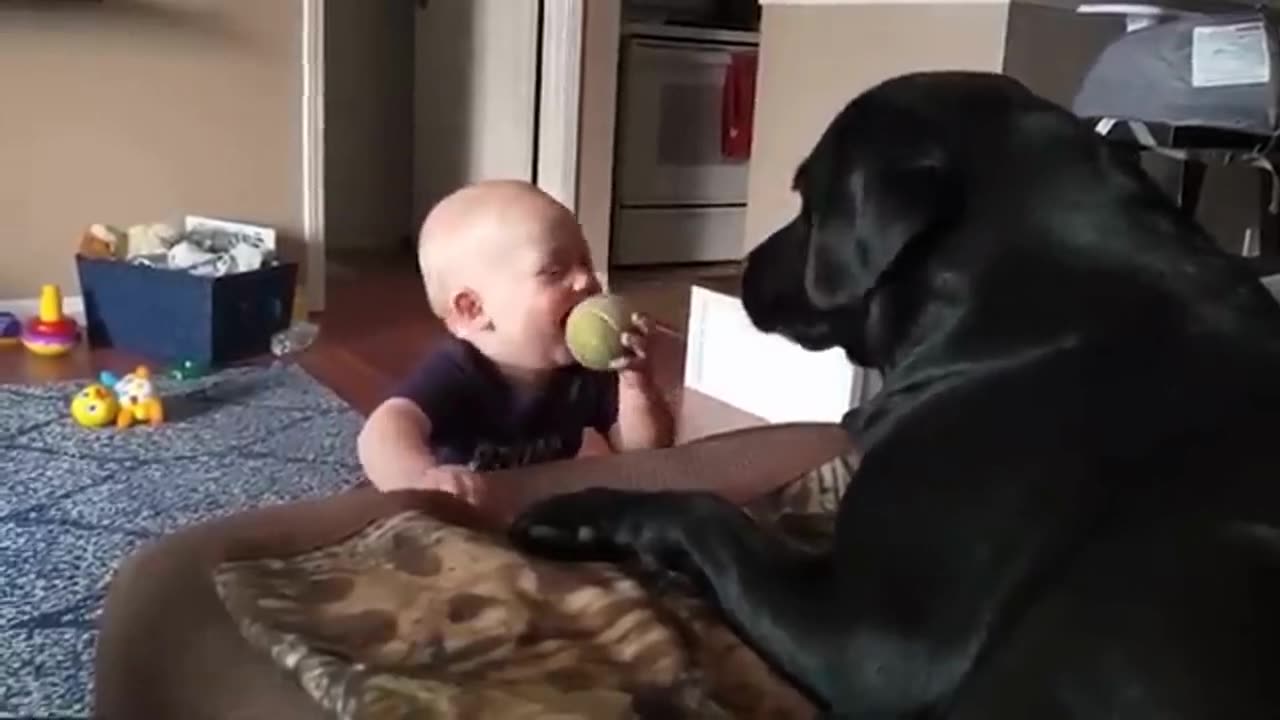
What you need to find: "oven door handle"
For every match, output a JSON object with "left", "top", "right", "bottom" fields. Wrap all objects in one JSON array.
[{"left": 631, "top": 38, "right": 754, "bottom": 54}]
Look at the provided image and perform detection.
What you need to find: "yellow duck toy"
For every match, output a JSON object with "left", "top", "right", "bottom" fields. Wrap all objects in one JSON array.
[
  {"left": 69, "top": 383, "right": 121, "bottom": 429},
  {"left": 71, "top": 366, "right": 166, "bottom": 430}
]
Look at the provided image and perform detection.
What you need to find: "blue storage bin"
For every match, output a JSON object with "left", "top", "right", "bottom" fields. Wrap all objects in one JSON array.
[{"left": 75, "top": 255, "right": 298, "bottom": 366}]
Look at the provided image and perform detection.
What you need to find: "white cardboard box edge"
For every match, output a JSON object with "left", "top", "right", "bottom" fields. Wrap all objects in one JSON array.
[{"left": 683, "top": 285, "right": 873, "bottom": 424}]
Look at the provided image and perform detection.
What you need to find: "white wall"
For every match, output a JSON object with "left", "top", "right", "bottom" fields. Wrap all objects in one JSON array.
[
  {"left": 412, "top": 0, "right": 540, "bottom": 228},
  {"left": 0, "top": 1, "right": 305, "bottom": 300}
]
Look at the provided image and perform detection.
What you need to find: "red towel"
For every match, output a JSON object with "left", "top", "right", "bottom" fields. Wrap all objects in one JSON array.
[{"left": 722, "top": 50, "right": 758, "bottom": 160}]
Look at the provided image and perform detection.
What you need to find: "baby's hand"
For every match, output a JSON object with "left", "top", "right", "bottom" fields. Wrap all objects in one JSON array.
[
  {"left": 422, "top": 465, "right": 491, "bottom": 506},
  {"left": 611, "top": 312, "right": 656, "bottom": 382}
]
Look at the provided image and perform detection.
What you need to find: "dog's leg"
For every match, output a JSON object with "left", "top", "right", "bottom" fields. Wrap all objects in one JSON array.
[
  {"left": 509, "top": 446, "right": 1067, "bottom": 719},
  {"left": 510, "top": 488, "right": 858, "bottom": 706}
]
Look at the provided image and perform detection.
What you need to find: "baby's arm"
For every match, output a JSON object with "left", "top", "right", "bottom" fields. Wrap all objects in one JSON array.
[
  {"left": 357, "top": 398, "right": 439, "bottom": 491},
  {"left": 604, "top": 312, "right": 676, "bottom": 451},
  {"left": 357, "top": 398, "right": 485, "bottom": 502},
  {"left": 609, "top": 372, "right": 675, "bottom": 451}
]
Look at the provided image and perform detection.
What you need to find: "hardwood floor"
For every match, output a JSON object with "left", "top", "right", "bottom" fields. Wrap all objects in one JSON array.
[{"left": 0, "top": 253, "right": 765, "bottom": 444}]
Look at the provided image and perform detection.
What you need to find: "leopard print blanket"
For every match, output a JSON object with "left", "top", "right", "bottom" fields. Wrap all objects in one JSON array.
[{"left": 212, "top": 451, "right": 855, "bottom": 720}]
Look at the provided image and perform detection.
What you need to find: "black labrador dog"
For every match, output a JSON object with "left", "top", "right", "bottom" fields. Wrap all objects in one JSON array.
[{"left": 511, "top": 71, "right": 1280, "bottom": 718}]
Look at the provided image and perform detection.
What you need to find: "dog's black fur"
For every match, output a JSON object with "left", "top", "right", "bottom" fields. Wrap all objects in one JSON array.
[{"left": 510, "top": 72, "right": 1280, "bottom": 718}]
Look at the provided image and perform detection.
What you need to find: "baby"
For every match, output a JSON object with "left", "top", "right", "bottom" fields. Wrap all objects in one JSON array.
[{"left": 357, "top": 179, "right": 676, "bottom": 510}]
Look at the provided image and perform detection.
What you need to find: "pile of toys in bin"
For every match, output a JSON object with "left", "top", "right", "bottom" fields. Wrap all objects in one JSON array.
[
  {"left": 1, "top": 215, "right": 318, "bottom": 431},
  {"left": 71, "top": 215, "right": 311, "bottom": 368},
  {"left": 77, "top": 218, "right": 278, "bottom": 276},
  {"left": 3, "top": 215, "right": 312, "bottom": 364}
]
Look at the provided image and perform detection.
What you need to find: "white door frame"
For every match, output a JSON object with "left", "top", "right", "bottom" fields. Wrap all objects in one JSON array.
[
  {"left": 538, "top": 0, "right": 620, "bottom": 288},
  {"left": 301, "top": 0, "right": 326, "bottom": 312},
  {"left": 536, "top": 0, "right": 584, "bottom": 212}
]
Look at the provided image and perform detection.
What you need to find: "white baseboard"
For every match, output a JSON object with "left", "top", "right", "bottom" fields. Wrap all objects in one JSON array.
[{"left": 0, "top": 295, "right": 87, "bottom": 326}]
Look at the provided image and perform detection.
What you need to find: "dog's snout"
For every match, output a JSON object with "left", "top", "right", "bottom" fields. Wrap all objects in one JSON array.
[
  {"left": 738, "top": 220, "right": 850, "bottom": 354},
  {"left": 741, "top": 225, "right": 796, "bottom": 332}
]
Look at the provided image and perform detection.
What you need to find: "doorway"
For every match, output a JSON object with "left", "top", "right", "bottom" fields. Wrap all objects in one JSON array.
[
  {"left": 315, "top": 0, "right": 543, "bottom": 309},
  {"left": 311, "top": 0, "right": 759, "bottom": 336},
  {"left": 590, "top": 0, "right": 762, "bottom": 333}
]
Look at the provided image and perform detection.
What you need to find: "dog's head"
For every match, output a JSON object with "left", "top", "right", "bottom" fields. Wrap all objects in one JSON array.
[{"left": 741, "top": 71, "right": 1041, "bottom": 368}]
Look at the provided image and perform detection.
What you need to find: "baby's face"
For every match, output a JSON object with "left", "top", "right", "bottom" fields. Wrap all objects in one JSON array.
[{"left": 479, "top": 212, "right": 600, "bottom": 369}]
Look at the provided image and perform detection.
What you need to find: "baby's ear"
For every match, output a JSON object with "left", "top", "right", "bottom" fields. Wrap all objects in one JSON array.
[{"left": 451, "top": 288, "right": 492, "bottom": 331}]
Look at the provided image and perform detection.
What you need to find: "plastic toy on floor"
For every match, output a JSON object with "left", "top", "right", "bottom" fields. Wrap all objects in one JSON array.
[
  {"left": 100, "top": 366, "right": 165, "bottom": 428},
  {"left": 21, "top": 284, "right": 80, "bottom": 357},
  {"left": 0, "top": 312, "right": 19, "bottom": 347},
  {"left": 69, "top": 383, "right": 121, "bottom": 429},
  {"left": 168, "top": 359, "right": 209, "bottom": 381}
]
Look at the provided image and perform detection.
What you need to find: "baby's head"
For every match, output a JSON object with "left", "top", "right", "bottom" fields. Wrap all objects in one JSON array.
[{"left": 418, "top": 179, "right": 601, "bottom": 372}]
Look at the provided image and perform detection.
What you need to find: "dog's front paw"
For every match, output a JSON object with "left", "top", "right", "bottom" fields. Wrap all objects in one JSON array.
[{"left": 508, "top": 487, "right": 650, "bottom": 563}]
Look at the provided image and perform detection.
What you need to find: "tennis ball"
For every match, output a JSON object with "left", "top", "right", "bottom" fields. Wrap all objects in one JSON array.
[{"left": 565, "top": 294, "right": 633, "bottom": 371}]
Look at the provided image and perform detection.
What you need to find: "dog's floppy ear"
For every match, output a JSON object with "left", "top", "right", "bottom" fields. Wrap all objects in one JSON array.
[{"left": 805, "top": 144, "right": 952, "bottom": 309}]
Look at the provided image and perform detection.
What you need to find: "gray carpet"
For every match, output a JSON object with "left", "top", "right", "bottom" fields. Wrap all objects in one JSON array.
[{"left": 0, "top": 364, "right": 365, "bottom": 719}]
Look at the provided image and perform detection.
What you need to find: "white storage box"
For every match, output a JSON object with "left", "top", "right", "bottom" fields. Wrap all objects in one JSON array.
[{"left": 682, "top": 284, "right": 879, "bottom": 424}]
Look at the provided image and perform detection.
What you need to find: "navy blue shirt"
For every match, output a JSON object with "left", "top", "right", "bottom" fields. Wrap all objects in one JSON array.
[{"left": 392, "top": 336, "right": 619, "bottom": 471}]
